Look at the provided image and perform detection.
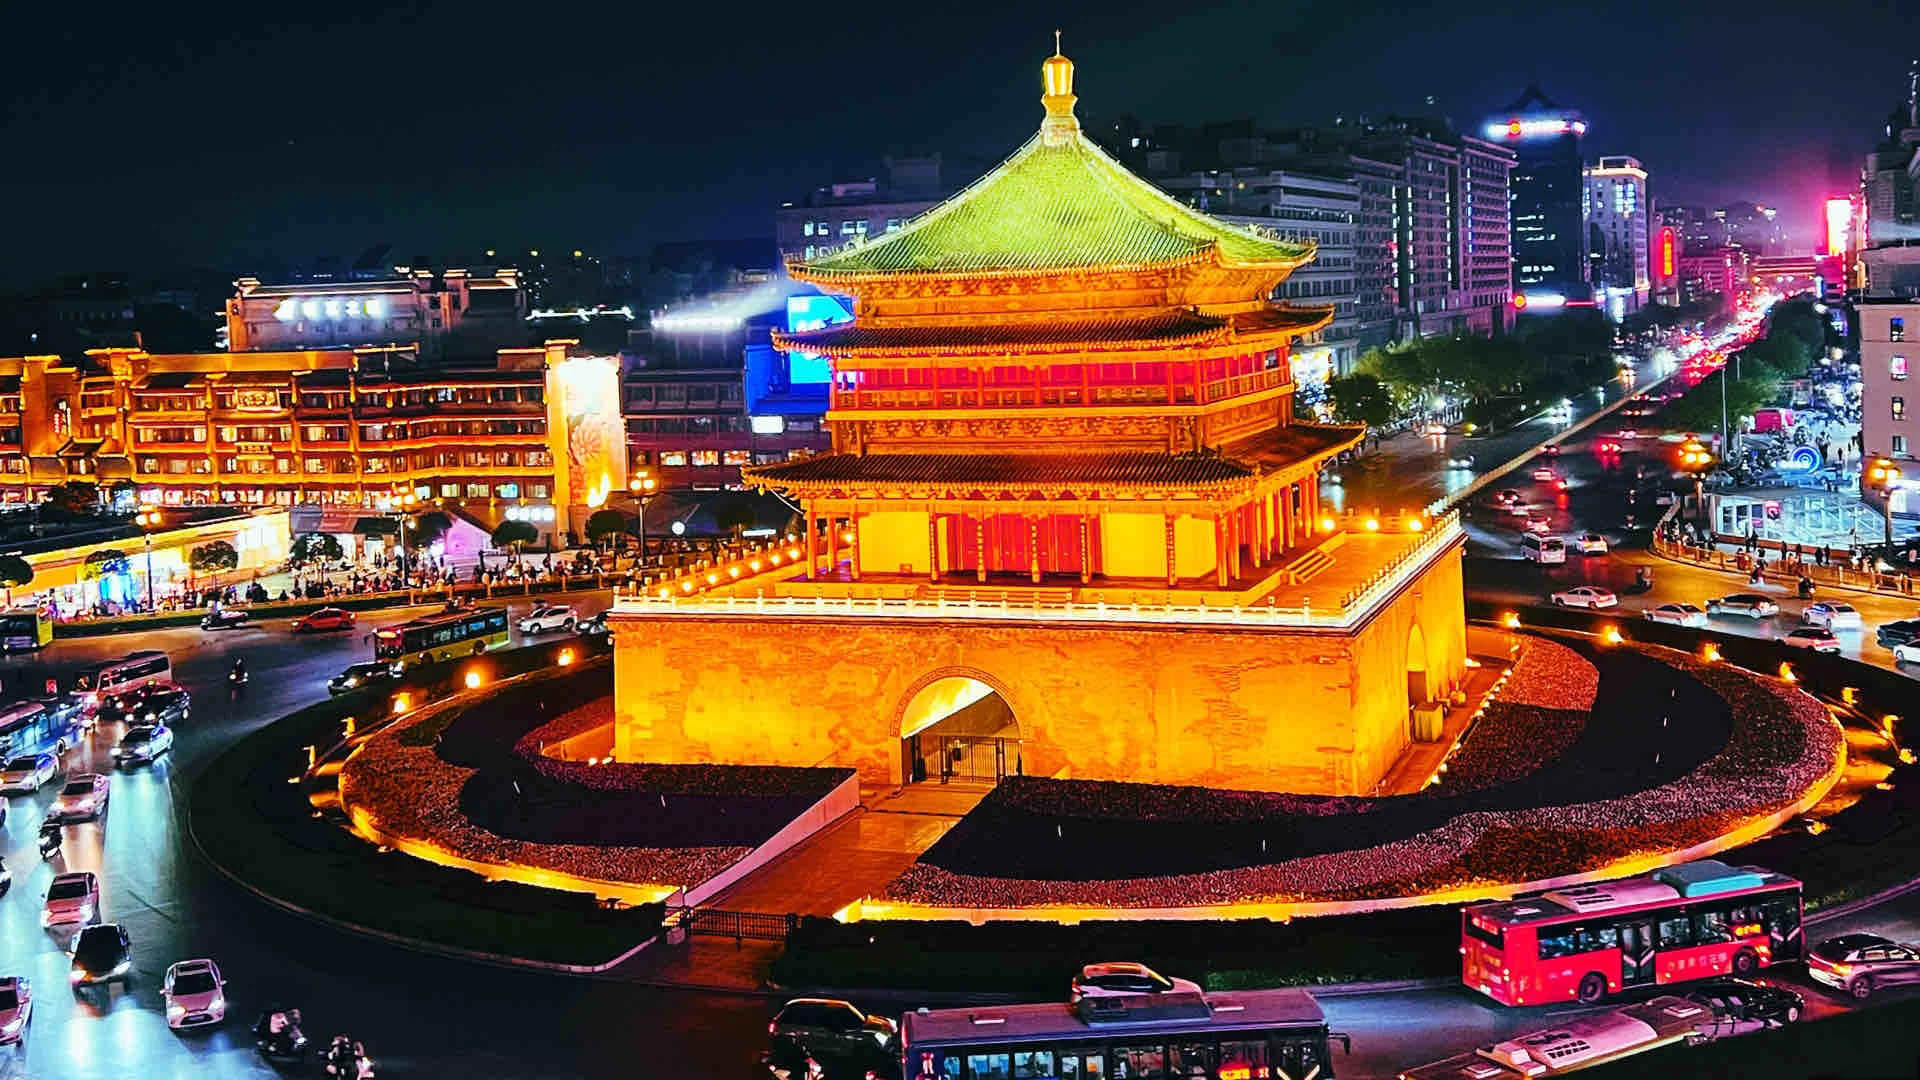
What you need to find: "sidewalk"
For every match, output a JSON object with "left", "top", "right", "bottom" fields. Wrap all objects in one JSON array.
[{"left": 1650, "top": 531, "right": 1919, "bottom": 602}]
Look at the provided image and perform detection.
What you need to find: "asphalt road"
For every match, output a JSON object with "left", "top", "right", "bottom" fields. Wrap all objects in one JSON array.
[{"left": 0, "top": 592, "right": 774, "bottom": 1080}]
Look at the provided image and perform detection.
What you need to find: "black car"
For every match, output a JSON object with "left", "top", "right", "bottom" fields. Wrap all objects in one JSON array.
[
  {"left": 327, "top": 662, "right": 396, "bottom": 696},
  {"left": 576, "top": 611, "right": 610, "bottom": 641},
  {"left": 69, "top": 923, "right": 132, "bottom": 987},
  {"left": 200, "top": 609, "right": 251, "bottom": 631},
  {"left": 126, "top": 690, "right": 190, "bottom": 727},
  {"left": 1876, "top": 619, "right": 1920, "bottom": 648},
  {"left": 96, "top": 683, "right": 175, "bottom": 725},
  {"left": 1683, "top": 978, "right": 1804, "bottom": 1042}
]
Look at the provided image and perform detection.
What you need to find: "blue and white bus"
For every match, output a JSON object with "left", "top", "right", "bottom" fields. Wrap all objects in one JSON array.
[{"left": 0, "top": 700, "right": 84, "bottom": 759}]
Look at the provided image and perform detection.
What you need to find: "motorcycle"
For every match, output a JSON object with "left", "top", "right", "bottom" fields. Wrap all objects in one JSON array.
[
  {"left": 1626, "top": 566, "right": 1655, "bottom": 595},
  {"left": 228, "top": 666, "right": 249, "bottom": 697},
  {"left": 252, "top": 1008, "right": 308, "bottom": 1062},
  {"left": 37, "top": 821, "right": 61, "bottom": 860},
  {"left": 325, "top": 1034, "right": 375, "bottom": 1079}
]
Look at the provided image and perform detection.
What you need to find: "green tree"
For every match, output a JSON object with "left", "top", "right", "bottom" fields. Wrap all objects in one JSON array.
[
  {"left": 0, "top": 554, "right": 32, "bottom": 606},
  {"left": 1659, "top": 369, "right": 1781, "bottom": 434},
  {"left": 408, "top": 510, "right": 452, "bottom": 549},
  {"left": 1326, "top": 372, "right": 1395, "bottom": 429},
  {"left": 289, "top": 532, "right": 345, "bottom": 566},
  {"left": 711, "top": 496, "right": 759, "bottom": 540},
  {"left": 190, "top": 540, "right": 239, "bottom": 574},
  {"left": 42, "top": 482, "right": 99, "bottom": 520},
  {"left": 491, "top": 520, "right": 539, "bottom": 552},
  {"left": 80, "top": 548, "right": 131, "bottom": 581},
  {"left": 585, "top": 509, "right": 631, "bottom": 549}
]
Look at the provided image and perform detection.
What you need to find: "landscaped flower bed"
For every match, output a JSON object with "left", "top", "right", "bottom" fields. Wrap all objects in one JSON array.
[
  {"left": 340, "top": 671, "right": 852, "bottom": 892},
  {"left": 1438, "top": 641, "right": 1597, "bottom": 791},
  {"left": 878, "top": 640, "right": 1842, "bottom": 911}
]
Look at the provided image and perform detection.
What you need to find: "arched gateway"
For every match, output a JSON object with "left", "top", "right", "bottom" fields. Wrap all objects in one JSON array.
[{"left": 896, "top": 669, "right": 1022, "bottom": 786}]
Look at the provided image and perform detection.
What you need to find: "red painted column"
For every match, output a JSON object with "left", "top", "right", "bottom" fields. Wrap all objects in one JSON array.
[
  {"left": 847, "top": 511, "right": 861, "bottom": 581},
  {"left": 1078, "top": 514, "right": 1091, "bottom": 584},
  {"left": 975, "top": 512, "right": 988, "bottom": 583},
  {"left": 927, "top": 513, "right": 940, "bottom": 584},
  {"left": 1214, "top": 513, "right": 1230, "bottom": 587},
  {"left": 803, "top": 502, "right": 818, "bottom": 580},
  {"left": 1029, "top": 517, "right": 1042, "bottom": 584}
]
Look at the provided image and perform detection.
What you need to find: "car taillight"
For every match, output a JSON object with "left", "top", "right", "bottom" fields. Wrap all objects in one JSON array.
[{"left": 768, "top": 1022, "right": 777, "bottom": 1035}]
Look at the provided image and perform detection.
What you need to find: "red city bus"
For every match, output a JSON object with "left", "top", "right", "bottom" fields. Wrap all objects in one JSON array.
[{"left": 1461, "top": 860, "right": 1802, "bottom": 1006}]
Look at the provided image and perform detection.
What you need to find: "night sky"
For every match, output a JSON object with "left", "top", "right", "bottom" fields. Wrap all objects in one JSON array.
[{"left": 3, "top": 0, "right": 1912, "bottom": 280}]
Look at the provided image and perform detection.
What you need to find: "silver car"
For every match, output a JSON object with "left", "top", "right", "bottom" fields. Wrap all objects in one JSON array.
[
  {"left": 1645, "top": 603, "right": 1708, "bottom": 628},
  {"left": 0, "top": 754, "right": 57, "bottom": 795},
  {"left": 1707, "top": 593, "right": 1778, "bottom": 618},
  {"left": 1807, "top": 933, "right": 1920, "bottom": 999}
]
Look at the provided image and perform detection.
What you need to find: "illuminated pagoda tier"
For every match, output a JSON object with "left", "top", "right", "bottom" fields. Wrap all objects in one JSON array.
[
  {"left": 610, "top": 48, "right": 1467, "bottom": 797},
  {"left": 752, "top": 47, "right": 1357, "bottom": 588}
]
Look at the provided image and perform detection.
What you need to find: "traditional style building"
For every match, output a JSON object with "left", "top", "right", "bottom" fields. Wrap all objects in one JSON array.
[{"left": 608, "top": 50, "right": 1468, "bottom": 798}]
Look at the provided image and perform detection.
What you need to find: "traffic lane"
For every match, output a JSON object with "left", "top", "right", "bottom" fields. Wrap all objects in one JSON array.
[
  {"left": 1328, "top": 362, "right": 1671, "bottom": 516},
  {"left": 1467, "top": 541, "right": 1920, "bottom": 677}
]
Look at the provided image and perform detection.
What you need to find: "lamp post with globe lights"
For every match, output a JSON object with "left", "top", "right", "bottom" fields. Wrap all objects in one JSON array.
[
  {"left": 1866, "top": 456, "right": 1902, "bottom": 555},
  {"left": 378, "top": 489, "right": 419, "bottom": 583},
  {"left": 628, "top": 472, "right": 658, "bottom": 571},
  {"left": 134, "top": 504, "right": 162, "bottom": 612},
  {"left": 1679, "top": 439, "right": 1714, "bottom": 527}
]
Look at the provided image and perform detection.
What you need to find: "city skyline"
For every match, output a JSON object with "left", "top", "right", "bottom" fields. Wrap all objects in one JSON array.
[{"left": 0, "top": 0, "right": 1906, "bottom": 280}]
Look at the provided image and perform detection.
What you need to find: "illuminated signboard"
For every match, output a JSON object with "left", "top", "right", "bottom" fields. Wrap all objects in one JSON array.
[
  {"left": 1659, "top": 228, "right": 1677, "bottom": 278},
  {"left": 1483, "top": 117, "right": 1589, "bottom": 141},
  {"left": 1824, "top": 197, "right": 1851, "bottom": 256},
  {"left": 785, "top": 295, "right": 853, "bottom": 385},
  {"left": 272, "top": 296, "right": 390, "bottom": 322}
]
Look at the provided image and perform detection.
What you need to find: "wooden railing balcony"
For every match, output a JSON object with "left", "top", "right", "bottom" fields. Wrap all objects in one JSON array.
[{"left": 830, "top": 370, "right": 1288, "bottom": 413}]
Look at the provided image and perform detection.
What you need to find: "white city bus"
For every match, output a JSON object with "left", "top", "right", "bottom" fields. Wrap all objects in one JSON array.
[
  {"left": 1521, "top": 534, "right": 1566, "bottom": 565},
  {"left": 71, "top": 650, "right": 172, "bottom": 702}
]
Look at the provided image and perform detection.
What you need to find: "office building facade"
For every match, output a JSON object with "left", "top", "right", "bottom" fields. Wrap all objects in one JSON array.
[
  {"left": 1487, "top": 85, "right": 1589, "bottom": 303},
  {"left": 1585, "top": 156, "right": 1652, "bottom": 313}
]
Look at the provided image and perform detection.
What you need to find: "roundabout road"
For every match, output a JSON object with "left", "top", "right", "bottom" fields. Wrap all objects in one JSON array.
[{"left": 0, "top": 591, "right": 774, "bottom": 1080}]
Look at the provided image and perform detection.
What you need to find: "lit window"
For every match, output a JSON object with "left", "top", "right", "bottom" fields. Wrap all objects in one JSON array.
[
  {"left": 659, "top": 451, "right": 688, "bottom": 467},
  {"left": 840, "top": 221, "right": 857, "bottom": 235},
  {"left": 1893, "top": 318, "right": 1906, "bottom": 342},
  {"left": 496, "top": 483, "right": 519, "bottom": 499},
  {"left": 1896, "top": 435, "right": 1909, "bottom": 455},
  {"left": 802, "top": 222, "right": 814, "bottom": 237},
  {"left": 439, "top": 483, "right": 460, "bottom": 497},
  {"left": 691, "top": 450, "right": 720, "bottom": 466},
  {"left": 722, "top": 449, "right": 751, "bottom": 466},
  {"left": 1896, "top": 397, "right": 1907, "bottom": 421},
  {"left": 1894, "top": 356, "right": 1909, "bottom": 380}
]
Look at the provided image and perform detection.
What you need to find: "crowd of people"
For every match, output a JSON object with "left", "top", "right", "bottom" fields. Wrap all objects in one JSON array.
[{"left": 883, "top": 642, "right": 1840, "bottom": 911}]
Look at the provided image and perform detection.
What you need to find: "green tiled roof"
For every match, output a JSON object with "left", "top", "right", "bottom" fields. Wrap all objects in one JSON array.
[{"left": 795, "top": 132, "right": 1315, "bottom": 277}]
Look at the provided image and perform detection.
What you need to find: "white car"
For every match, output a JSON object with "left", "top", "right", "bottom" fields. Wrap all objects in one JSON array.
[
  {"left": 1574, "top": 533, "right": 1609, "bottom": 555},
  {"left": 49, "top": 774, "right": 109, "bottom": 822},
  {"left": 1424, "top": 422, "right": 1447, "bottom": 436},
  {"left": 1645, "top": 603, "right": 1708, "bottom": 627},
  {"left": 517, "top": 605, "right": 576, "bottom": 634},
  {"left": 1782, "top": 626, "right": 1841, "bottom": 653},
  {"left": 1551, "top": 586, "right": 1618, "bottom": 609},
  {"left": 112, "top": 723, "right": 174, "bottom": 766},
  {"left": 1802, "top": 603, "right": 1864, "bottom": 631},
  {"left": 0, "top": 754, "right": 57, "bottom": 795},
  {"left": 1531, "top": 467, "right": 1558, "bottom": 481},
  {"left": 1070, "top": 962, "right": 1203, "bottom": 1002},
  {"left": 163, "top": 959, "right": 227, "bottom": 1030},
  {"left": 1895, "top": 642, "right": 1920, "bottom": 666},
  {"left": 0, "top": 977, "right": 30, "bottom": 1045},
  {"left": 42, "top": 872, "right": 99, "bottom": 927}
]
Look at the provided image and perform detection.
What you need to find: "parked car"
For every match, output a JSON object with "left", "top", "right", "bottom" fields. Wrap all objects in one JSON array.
[
  {"left": 0, "top": 754, "right": 58, "bottom": 795},
  {"left": 68, "top": 923, "right": 132, "bottom": 988},
  {"left": 50, "top": 774, "right": 109, "bottom": 822},
  {"left": 199, "top": 609, "right": 250, "bottom": 631},
  {"left": 1707, "top": 594, "right": 1779, "bottom": 618},
  {"left": 328, "top": 661, "right": 395, "bottom": 696},
  {"left": 42, "top": 872, "right": 99, "bottom": 926},
  {"left": 1645, "top": 603, "right": 1708, "bottom": 628},
  {"left": 292, "top": 607, "right": 356, "bottom": 633},
  {"left": 1574, "top": 532, "right": 1609, "bottom": 555},
  {"left": 1683, "top": 979, "right": 1804, "bottom": 1042},
  {"left": 768, "top": 998, "right": 897, "bottom": 1057},
  {"left": 1807, "top": 933, "right": 1920, "bottom": 999},
  {"left": 0, "top": 977, "right": 30, "bottom": 1045},
  {"left": 1551, "top": 586, "right": 1618, "bottom": 609},
  {"left": 1802, "top": 602, "right": 1864, "bottom": 631},
  {"left": 517, "top": 605, "right": 576, "bottom": 634},
  {"left": 162, "top": 959, "right": 226, "bottom": 1030},
  {"left": 1782, "top": 626, "right": 1841, "bottom": 653},
  {"left": 1071, "top": 962, "right": 1203, "bottom": 1002},
  {"left": 1875, "top": 619, "right": 1920, "bottom": 648},
  {"left": 112, "top": 723, "right": 174, "bottom": 766}
]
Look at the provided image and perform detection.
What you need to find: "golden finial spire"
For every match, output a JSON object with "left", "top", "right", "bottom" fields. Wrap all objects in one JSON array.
[{"left": 1040, "top": 33, "right": 1078, "bottom": 146}]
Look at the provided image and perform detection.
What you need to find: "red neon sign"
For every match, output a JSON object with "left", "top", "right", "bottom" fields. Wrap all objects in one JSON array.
[{"left": 1659, "top": 228, "right": 1676, "bottom": 278}]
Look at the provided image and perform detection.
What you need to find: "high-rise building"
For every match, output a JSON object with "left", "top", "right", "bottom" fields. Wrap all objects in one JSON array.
[
  {"left": 774, "top": 157, "right": 946, "bottom": 263},
  {"left": 1865, "top": 61, "right": 1920, "bottom": 246},
  {"left": 1713, "top": 201, "right": 1783, "bottom": 255},
  {"left": 225, "top": 270, "right": 528, "bottom": 362},
  {"left": 1149, "top": 165, "right": 1364, "bottom": 373},
  {"left": 1486, "top": 85, "right": 1589, "bottom": 303},
  {"left": 1584, "top": 156, "right": 1651, "bottom": 314}
]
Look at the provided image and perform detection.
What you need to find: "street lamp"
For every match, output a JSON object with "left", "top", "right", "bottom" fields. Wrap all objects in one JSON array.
[
  {"left": 1679, "top": 440, "right": 1714, "bottom": 526},
  {"left": 1866, "top": 456, "right": 1902, "bottom": 554},
  {"left": 134, "top": 504, "right": 162, "bottom": 612},
  {"left": 378, "top": 490, "right": 418, "bottom": 580},
  {"left": 628, "top": 473, "right": 658, "bottom": 569}
]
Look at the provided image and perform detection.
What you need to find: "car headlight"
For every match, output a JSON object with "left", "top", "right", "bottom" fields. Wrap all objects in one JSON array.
[
  {"left": 166, "top": 1004, "right": 184, "bottom": 1020},
  {"left": 2, "top": 1014, "right": 23, "bottom": 1032},
  {"left": 68, "top": 970, "right": 83, "bottom": 983},
  {"left": 109, "top": 960, "right": 129, "bottom": 976},
  {"left": 75, "top": 902, "right": 93, "bottom": 920},
  {"left": 344, "top": 678, "right": 358, "bottom": 687}
]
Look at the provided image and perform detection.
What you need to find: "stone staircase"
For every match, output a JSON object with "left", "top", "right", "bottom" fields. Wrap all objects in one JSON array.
[{"left": 1278, "top": 546, "right": 1336, "bottom": 585}]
